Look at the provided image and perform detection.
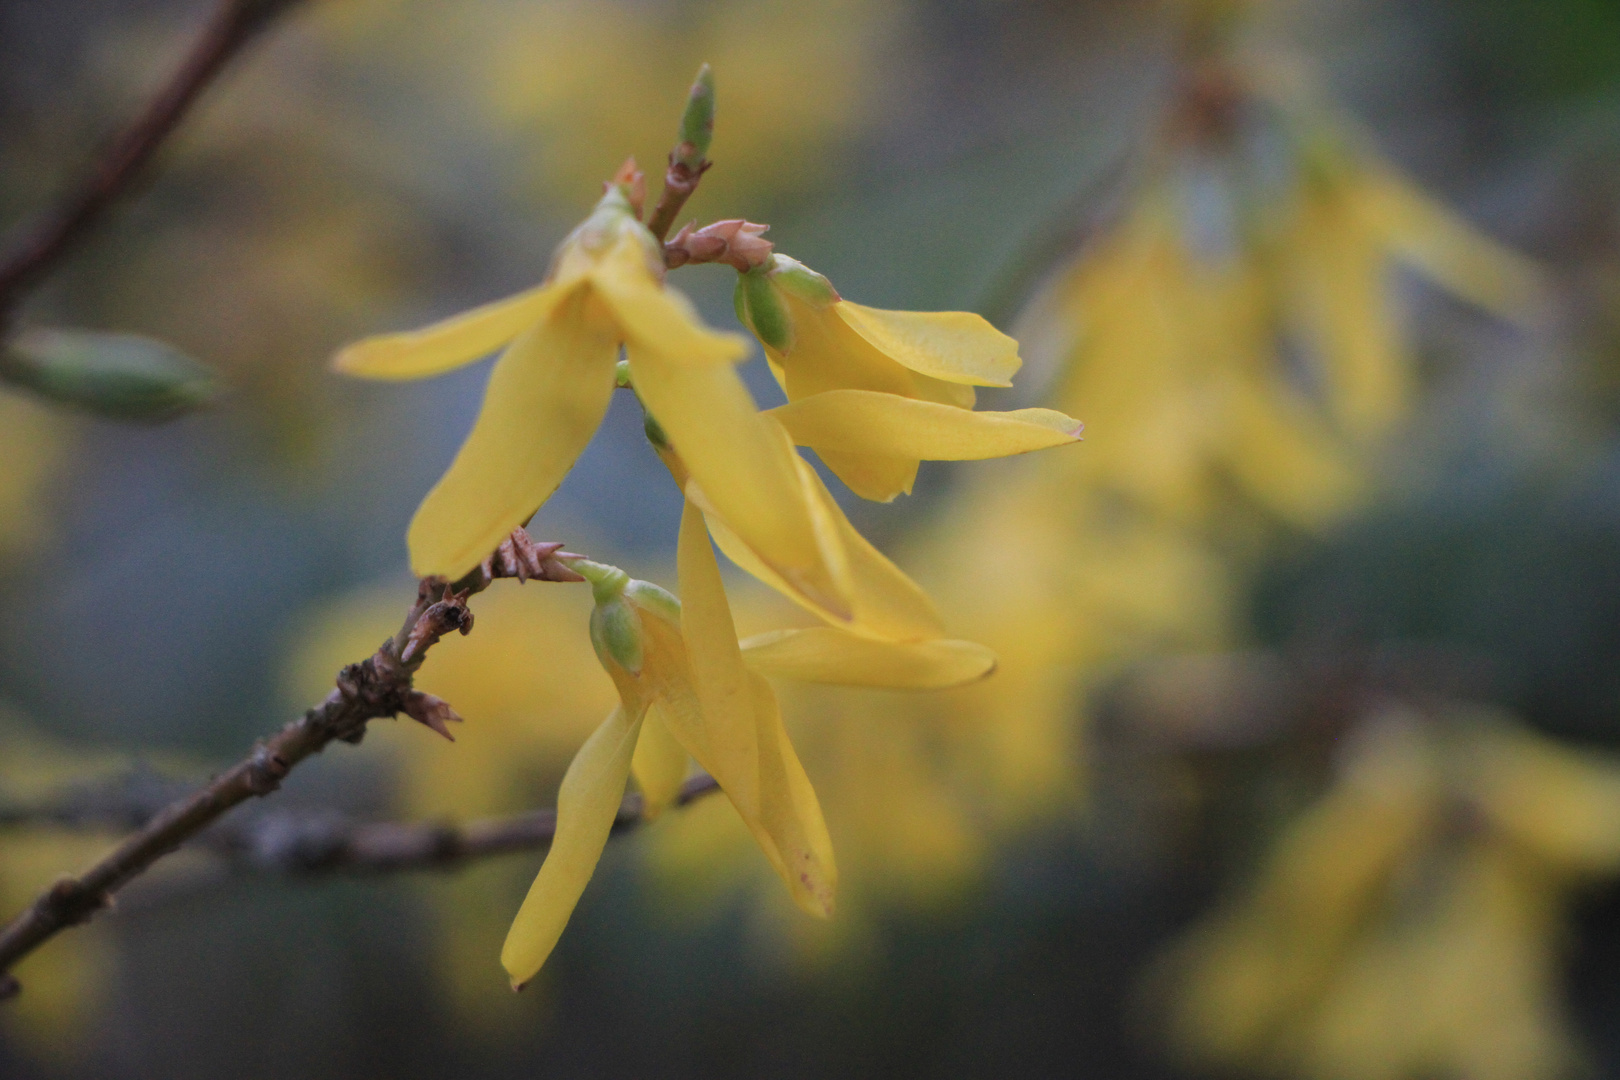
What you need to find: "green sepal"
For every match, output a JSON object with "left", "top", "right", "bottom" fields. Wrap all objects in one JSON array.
[
  {"left": 590, "top": 598, "right": 644, "bottom": 675},
  {"left": 736, "top": 268, "right": 793, "bottom": 353},
  {"left": 766, "top": 255, "right": 839, "bottom": 307}
]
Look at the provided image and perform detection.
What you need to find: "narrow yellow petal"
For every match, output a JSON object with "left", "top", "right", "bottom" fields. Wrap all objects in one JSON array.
[
  {"left": 834, "top": 302, "right": 1020, "bottom": 387},
  {"left": 742, "top": 627, "right": 997, "bottom": 689},
  {"left": 407, "top": 288, "right": 618, "bottom": 579},
  {"left": 670, "top": 501, "right": 834, "bottom": 915},
  {"left": 333, "top": 283, "right": 567, "bottom": 380},
  {"left": 674, "top": 497, "right": 762, "bottom": 807},
  {"left": 500, "top": 704, "right": 643, "bottom": 989},
  {"left": 769, "top": 388, "right": 1078, "bottom": 502},
  {"left": 591, "top": 235, "right": 749, "bottom": 366},
  {"left": 812, "top": 449, "right": 920, "bottom": 504},
  {"left": 701, "top": 438, "right": 944, "bottom": 642},
  {"left": 770, "top": 390, "right": 1082, "bottom": 459},
  {"left": 630, "top": 703, "right": 689, "bottom": 819},
  {"left": 1358, "top": 169, "right": 1547, "bottom": 325},
  {"left": 631, "top": 348, "right": 848, "bottom": 615},
  {"left": 748, "top": 670, "right": 837, "bottom": 917}
]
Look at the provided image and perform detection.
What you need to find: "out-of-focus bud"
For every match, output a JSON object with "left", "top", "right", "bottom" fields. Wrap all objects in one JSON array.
[
  {"left": 607, "top": 157, "right": 647, "bottom": 219},
  {"left": 1, "top": 327, "right": 220, "bottom": 421},
  {"left": 675, "top": 64, "right": 716, "bottom": 170}
]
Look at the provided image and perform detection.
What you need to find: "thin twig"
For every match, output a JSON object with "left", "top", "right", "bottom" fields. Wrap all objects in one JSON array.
[
  {"left": 646, "top": 66, "right": 715, "bottom": 245},
  {"left": 0, "top": 0, "right": 304, "bottom": 316},
  {"left": 210, "top": 774, "right": 724, "bottom": 875},
  {"left": 0, "top": 530, "right": 580, "bottom": 1000}
]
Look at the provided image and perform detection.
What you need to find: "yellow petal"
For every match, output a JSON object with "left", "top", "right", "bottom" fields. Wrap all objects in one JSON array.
[
  {"left": 769, "top": 390, "right": 1081, "bottom": 460},
  {"left": 631, "top": 348, "right": 849, "bottom": 616},
  {"left": 768, "top": 387, "right": 1082, "bottom": 502},
  {"left": 701, "top": 434, "right": 944, "bottom": 642},
  {"left": 630, "top": 703, "right": 689, "bottom": 820},
  {"left": 500, "top": 704, "right": 643, "bottom": 989},
  {"left": 833, "top": 302, "right": 1020, "bottom": 387},
  {"left": 741, "top": 627, "right": 997, "bottom": 689},
  {"left": 673, "top": 499, "right": 835, "bottom": 916},
  {"left": 333, "top": 282, "right": 568, "bottom": 380},
  {"left": 1358, "top": 169, "right": 1547, "bottom": 326},
  {"left": 407, "top": 287, "right": 618, "bottom": 578},
  {"left": 591, "top": 236, "right": 749, "bottom": 366},
  {"left": 747, "top": 670, "right": 837, "bottom": 917}
]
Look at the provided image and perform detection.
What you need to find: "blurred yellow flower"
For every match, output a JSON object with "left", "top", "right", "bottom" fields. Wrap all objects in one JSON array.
[
  {"left": 1017, "top": 47, "right": 1544, "bottom": 530},
  {"left": 0, "top": 397, "right": 66, "bottom": 559},
  {"left": 1155, "top": 710, "right": 1620, "bottom": 1080}
]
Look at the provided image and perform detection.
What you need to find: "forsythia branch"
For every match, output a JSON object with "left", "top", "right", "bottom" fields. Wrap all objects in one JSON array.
[
  {"left": 0, "top": 0, "right": 304, "bottom": 317},
  {"left": 0, "top": 529, "right": 579, "bottom": 1001},
  {"left": 0, "top": 772, "right": 722, "bottom": 876}
]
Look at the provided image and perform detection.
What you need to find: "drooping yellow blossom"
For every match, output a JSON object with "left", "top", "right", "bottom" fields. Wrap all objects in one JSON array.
[
  {"left": 334, "top": 183, "right": 834, "bottom": 605},
  {"left": 499, "top": 501, "right": 996, "bottom": 987},
  {"left": 735, "top": 254, "right": 1079, "bottom": 502},
  {"left": 1016, "top": 38, "right": 1544, "bottom": 530},
  {"left": 1155, "top": 710, "right": 1620, "bottom": 1080}
]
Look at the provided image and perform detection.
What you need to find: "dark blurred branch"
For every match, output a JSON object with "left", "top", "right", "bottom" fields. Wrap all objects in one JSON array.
[
  {"left": 0, "top": 771, "right": 722, "bottom": 876},
  {"left": 211, "top": 773, "right": 723, "bottom": 874},
  {"left": 0, "top": 0, "right": 304, "bottom": 318},
  {"left": 0, "top": 530, "right": 582, "bottom": 1001}
]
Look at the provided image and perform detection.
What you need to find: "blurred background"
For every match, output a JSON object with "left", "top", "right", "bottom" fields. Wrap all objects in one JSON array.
[{"left": 3, "top": 0, "right": 1620, "bottom": 1075}]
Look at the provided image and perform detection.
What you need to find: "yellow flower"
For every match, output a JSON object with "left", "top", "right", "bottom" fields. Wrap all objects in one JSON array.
[
  {"left": 499, "top": 500, "right": 995, "bottom": 988},
  {"left": 735, "top": 254, "right": 1081, "bottom": 501},
  {"left": 1155, "top": 711, "right": 1620, "bottom": 1080},
  {"left": 334, "top": 185, "right": 834, "bottom": 605}
]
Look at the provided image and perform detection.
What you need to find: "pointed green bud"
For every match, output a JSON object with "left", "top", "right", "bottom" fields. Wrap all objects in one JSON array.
[
  {"left": 736, "top": 265, "right": 793, "bottom": 353},
  {"left": 1, "top": 328, "right": 220, "bottom": 421},
  {"left": 675, "top": 64, "right": 715, "bottom": 169}
]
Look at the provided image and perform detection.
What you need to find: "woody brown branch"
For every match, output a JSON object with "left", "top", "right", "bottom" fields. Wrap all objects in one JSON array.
[
  {"left": 647, "top": 155, "right": 712, "bottom": 247},
  {"left": 0, "top": 529, "right": 580, "bottom": 1001},
  {"left": 0, "top": 0, "right": 304, "bottom": 318},
  {"left": 212, "top": 773, "right": 723, "bottom": 874}
]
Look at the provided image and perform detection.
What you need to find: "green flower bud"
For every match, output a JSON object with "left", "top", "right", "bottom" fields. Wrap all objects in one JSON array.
[
  {"left": 1, "top": 328, "right": 220, "bottom": 421},
  {"left": 575, "top": 561, "right": 643, "bottom": 674},
  {"left": 766, "top": 255, "right": 839, "bottom": 307},
  {"left": 736, "top": 265, "right": 793, "bottom": 352},
  {"left": 675, "top": 64, "right": 715, "bottom": 169}
]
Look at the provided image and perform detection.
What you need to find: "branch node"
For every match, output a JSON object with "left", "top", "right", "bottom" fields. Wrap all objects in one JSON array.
[{"left": 244, "top": 744, "right": 290, "bottom": 796}]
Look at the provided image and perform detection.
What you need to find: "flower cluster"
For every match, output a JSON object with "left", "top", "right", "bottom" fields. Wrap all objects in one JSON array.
[{"left": 335, "top": 73, "right": 1081, "bottom": 986}]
